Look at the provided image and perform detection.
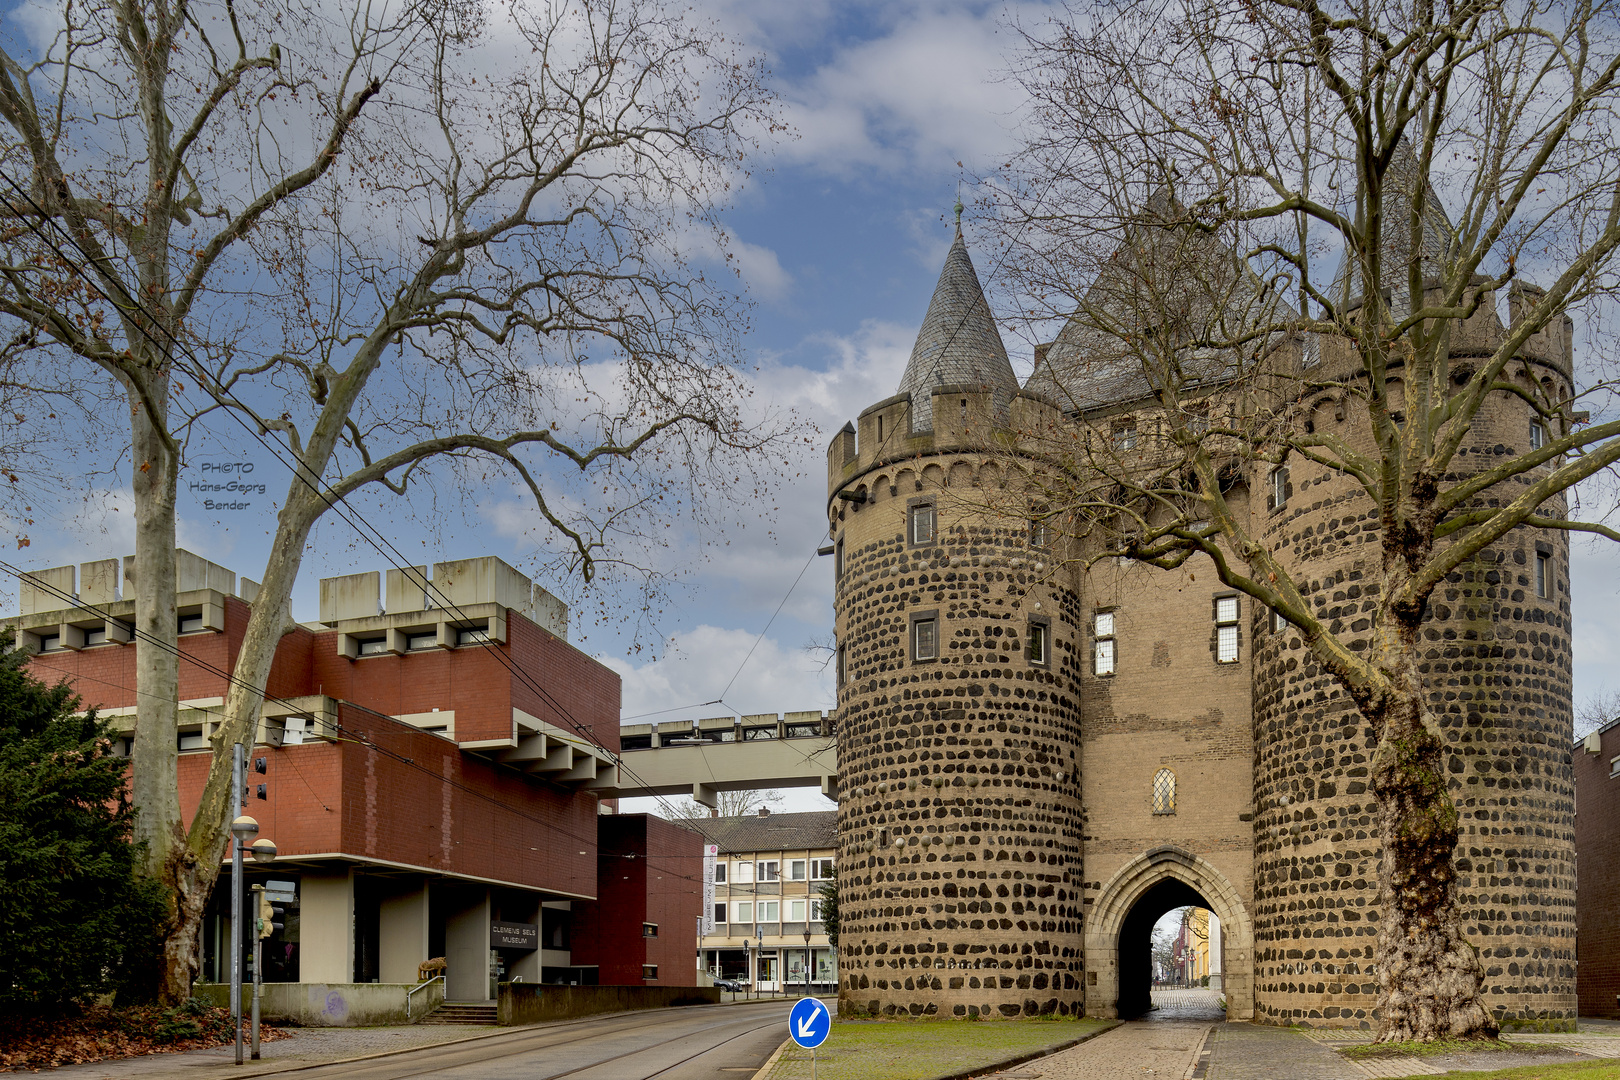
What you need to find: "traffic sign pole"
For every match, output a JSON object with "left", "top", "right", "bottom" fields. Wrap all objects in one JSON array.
[{"left": 788, "top": 994, "right": 829, "bottom": 1079}]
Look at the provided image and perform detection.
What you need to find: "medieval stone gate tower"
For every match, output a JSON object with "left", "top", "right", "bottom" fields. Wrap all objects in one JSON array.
[{"left": 826, "top": 218, "right": 1577, "bottom": 1028}]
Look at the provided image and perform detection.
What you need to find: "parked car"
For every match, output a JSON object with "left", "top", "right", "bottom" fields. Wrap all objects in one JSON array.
[{"left": 712, "top": 978, "right": 745, "bottom": 991}]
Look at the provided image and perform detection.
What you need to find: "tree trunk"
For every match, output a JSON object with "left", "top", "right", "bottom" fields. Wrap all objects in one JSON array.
[
  {"left": 1370, "top": 634, "right": 1496, "bottom": 1041},
  {"left": 125, "top": 375, "right": 193, "bottom": 1005}
]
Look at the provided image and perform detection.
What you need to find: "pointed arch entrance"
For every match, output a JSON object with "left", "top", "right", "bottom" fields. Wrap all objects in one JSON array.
[{"left": 1085, "top": 846, "right": 1253, "bottom": 1020}]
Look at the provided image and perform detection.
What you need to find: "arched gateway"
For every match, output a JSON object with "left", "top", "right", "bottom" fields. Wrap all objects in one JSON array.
[{"left": 1086, "top": 846, "right": 1254, "bottom": 1021}]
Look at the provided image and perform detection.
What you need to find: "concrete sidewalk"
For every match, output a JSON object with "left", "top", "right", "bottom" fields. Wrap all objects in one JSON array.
[{"left": 970, "top": 991, "right": 1620, "bottom": 1080}]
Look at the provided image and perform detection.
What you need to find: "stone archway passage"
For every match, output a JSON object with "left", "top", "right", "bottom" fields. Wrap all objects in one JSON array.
[{"left": 1085, "top": 847, "right": 1254, "bottom": 1021}]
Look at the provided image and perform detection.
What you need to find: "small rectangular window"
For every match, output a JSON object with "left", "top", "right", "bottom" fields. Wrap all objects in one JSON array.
[
  {"left": 1271, "top": 467, "right": 1288, "bottom": 510},
  {"left": 179, "top": 613, "right": 205, "bottom": 634},
  {"left": 713, "top": 862, "right": 726, "bottom": 884},
  {"left": 789, "top": 859, "right": 806, "bottom": 881},
  {"left": 358, "top": 636, "right": 389, "bottom": 656},
  {"left": 1113, "top": 423, "right": 1138, "bottom": 450},
  {"left": 909, "top": 502, "right": 937, "bottom": 545},
  {"left": 756, "top": 860, "right": 780, "bottom": 882},
  {"left": 406, "top": 631, "right": 437, "bottom": 651},
  {"left": 642, "top": 922, "right": 658, "bottom": 937},
  {"left": 834, "top": 537, "right": 845, "bottom": 580},
  {"left": 713, "top": 903, "right": 727, "bottom": 924},
  {"left": 912, "top": 615, "right": 938, "bottom": 661},
  {"left": 1030, "top": 514, "right": 1051, "bottom": 548},
  {"left": 37, "top": 633, "right": 62, "bottom": 652},
  {"left": 1028, "top": 619, "right": 1050, "bottom": 666},
  {"left": 1535, "top": 553, "right": 1551, "bottom": 599},
  {"left": 456, "top": 626, "right": 490, "bottom": 646},
  {"left": 810, "top": 858, "right": 834, "bottom": 880},
  {"left": 759, "top": 900, "right": 779, "bottom": 922},
  {"left": 1271, "top": 608, "right": 1288, "bottom": 634},
  {"left": 1093, "top": 611, "right": 1116, "bottom": 676},
  {"left": 85, "top": 627, "right": 108, "bottom": 646},
  {"left": 736, "top": 901, "right": 753, "bottom": 923},
  {"left": 790, "top": 899, "right": 806, "bottom": 922},
  {"left": 641, "top": 965, "right": 658, "bottom": 980},
  {"left": 734, "top": 861, "right": 753, "bottom": 884},
  {"left": 1215, "top": 595, "right": 1240, "bottom": 663},
  {"left": 1530, "top": 421, "right": 1547, "bottom": 450},
  {"left": 836, "top": 643, "right": 847, "bottom": 687},
  {"left": 810, "top": 899, "right": 824, "bottom": 921}
]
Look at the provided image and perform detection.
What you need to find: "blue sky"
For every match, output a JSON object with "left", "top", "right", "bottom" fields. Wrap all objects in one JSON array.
[{"left": 8, "top": 0, "right": 1619, "bottom": 815}]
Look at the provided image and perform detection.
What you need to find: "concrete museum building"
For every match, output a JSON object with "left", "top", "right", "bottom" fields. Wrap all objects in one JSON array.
[{"left": 826, "top": 201, "right": 1577, "bottom": 1028}]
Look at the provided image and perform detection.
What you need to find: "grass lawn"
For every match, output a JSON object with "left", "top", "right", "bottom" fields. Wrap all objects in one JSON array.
[
  {"left": 1387, "top": 1063, "right": 1620, "bottom": 1080},
  {"left": 761, "top": 1016, "right": 1117, "bottom": 1080}
]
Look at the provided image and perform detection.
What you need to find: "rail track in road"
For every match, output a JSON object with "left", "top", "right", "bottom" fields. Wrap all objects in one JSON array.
[{"left": 291, "top": 999, "right": 795, "bottom": 1080}]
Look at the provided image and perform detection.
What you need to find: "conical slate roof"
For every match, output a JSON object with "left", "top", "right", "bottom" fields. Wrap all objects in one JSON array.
[
  {"left": 1333, "top": 140, "right": 1455, "bottom": 315},
  {"left": 896, "top": 226, "right": 1018, "bottom": 431}
]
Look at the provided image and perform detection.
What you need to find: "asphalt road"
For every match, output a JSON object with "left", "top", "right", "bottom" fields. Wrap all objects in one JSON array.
[{"left": 293, "top": 1000, "right": 799, "bottom": 1080}]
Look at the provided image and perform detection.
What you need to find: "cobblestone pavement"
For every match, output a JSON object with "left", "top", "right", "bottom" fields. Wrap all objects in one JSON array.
[{"left": 1145, "top": 990, "right": 1228, "bottom": 1023}]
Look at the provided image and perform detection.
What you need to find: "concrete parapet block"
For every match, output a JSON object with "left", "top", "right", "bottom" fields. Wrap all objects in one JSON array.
[
  {"left": 320, "top": 570, "right": 381, "bottom": 624},
  {"left": 387, "top": 566, "right": 429, "bottom": 613},
  {"left": 433, "top": 556, "right": 533, "bottom": 613},
  {"left": 78, "top": 559, "right": 119, "bottom": 605},
  {"left": 19, "top": 565, "right": 74, "bottom": 614},
  {"left": 532, "top": 585, "right": 568, "bottom": 640},
  {"left": 239, "top": 577, "right": 260, "bottom": 603},
  {"left": 176, "top": 549, "right": 235, "bottom": 595}
]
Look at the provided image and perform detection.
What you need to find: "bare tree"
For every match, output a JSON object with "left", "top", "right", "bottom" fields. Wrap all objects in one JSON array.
[
  {"left": 987, "top": 0, "right": 1620, "bottom": 1042},
  {"left": 660, "top": 788, "right": 786, "bottom": 821},
  {"left": 1, "top": 0, "right": 786, "bottom": 1001},
  {"left": 1576, "top": 689, "right": 1620, "bottom": 740}
]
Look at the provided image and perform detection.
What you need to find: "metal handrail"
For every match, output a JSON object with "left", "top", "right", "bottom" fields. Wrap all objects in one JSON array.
[{"left": 406, "top": 975, "right": 445, "bottom": 1020}]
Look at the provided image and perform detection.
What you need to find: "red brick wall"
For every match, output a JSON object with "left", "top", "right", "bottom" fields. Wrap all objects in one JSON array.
[
  {"left": 1576, "top": 723, "right": 1620, "bottom": 1017},
  {"left": 570, "top": 815, "right": 702, "bottom": 986},
  {"left": 641, "top": 815, "right": 703, "bottom": 985}
]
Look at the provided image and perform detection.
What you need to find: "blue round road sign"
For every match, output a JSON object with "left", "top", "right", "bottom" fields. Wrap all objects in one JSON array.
[{"left": 788, "top": 996, "right": 829, "bottom": 1049}]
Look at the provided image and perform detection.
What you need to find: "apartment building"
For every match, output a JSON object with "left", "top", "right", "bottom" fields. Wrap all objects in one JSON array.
[{"left": 682, "top": 810, "right": 836, "bottom": 995}]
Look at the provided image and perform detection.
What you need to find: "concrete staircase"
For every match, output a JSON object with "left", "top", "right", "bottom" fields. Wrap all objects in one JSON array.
[{"left": 419, "top": 1001, "right": 498, "bottom": 1025}]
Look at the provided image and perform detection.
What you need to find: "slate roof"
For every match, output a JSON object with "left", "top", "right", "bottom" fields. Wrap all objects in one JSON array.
[
  {"left": 1333, "top": 140, "right": 1456, "bottom": 315},
  {"left": 1024, "top": 195, "right": 1288, "bottom": 412},
  {"left": 896, "top": 227, "right": 1019, "bottom": 430},
  {"left": 677, "top": 810, "right": 837, "bottom": 855}
]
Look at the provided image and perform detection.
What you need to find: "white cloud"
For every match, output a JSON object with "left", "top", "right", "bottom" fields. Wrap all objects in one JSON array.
[
  {"left": 601, "top": 623, "right": 834, "bottom": 725},
  {"left": 770, "top": 6, "right": 1031, "bottom": 177},
  {"left": 725, "top": 228, "right": 795, "bottom": 303}
]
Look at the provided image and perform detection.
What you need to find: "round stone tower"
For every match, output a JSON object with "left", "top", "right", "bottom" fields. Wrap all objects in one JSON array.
[
  {"left": 1247, "top": 285, "right": 1578, "bottom": 1029},
  {"left": 829, "top": 226, "right": 1086, "bottom": 1018}
]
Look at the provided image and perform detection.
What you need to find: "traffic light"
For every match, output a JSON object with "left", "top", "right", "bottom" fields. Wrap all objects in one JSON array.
[{"left": 258, "top": 893, "right": 285, "bottom": 939}]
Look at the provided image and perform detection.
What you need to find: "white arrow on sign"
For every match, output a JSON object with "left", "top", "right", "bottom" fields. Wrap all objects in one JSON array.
[{"left": 795, "top": 1003, "right": 823, "bottom": 1040}]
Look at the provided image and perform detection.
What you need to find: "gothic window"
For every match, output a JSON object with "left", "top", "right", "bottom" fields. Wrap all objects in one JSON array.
[
  {"left": 1093, "top": 610, "right": 1116, "bottom": 676},
  {"left": 908, "top": 500, "right": 937, "bottom": 546},
  {"left": 1153, "top": 769, "right": 1176, "bottom": 815},
  {"left": 1214, "top": 596, "right": 1240, "bottom": 663}
]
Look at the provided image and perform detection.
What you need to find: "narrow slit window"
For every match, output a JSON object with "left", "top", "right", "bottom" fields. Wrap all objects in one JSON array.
[
  {"left": 877, "top": 414, "right": 884, "bottom": 442},
  {"left": 1530, "top": 421, "right": 1547, "bottom": 450},
  {"left": 1215, "top": 596, "right": 1240, "bottom": 663},
  {"left": 1152, "top": 769, "right": 1176, "bottom": 814},
  {"left": 1535, "top": 553, "right": 1552, "bottom": 599}
]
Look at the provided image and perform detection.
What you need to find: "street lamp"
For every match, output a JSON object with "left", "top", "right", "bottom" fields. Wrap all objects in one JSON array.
[
  {"left": 227, "top": 744, "right": 277, "bottom": 1067},
  {"left": 229, "top": 809, "right": 258, "bottom": 1066},
  {"left": 803, "top": 926, "right": 813, "bottom": 999}
]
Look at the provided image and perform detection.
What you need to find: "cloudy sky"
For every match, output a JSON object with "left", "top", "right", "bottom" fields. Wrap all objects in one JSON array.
[{"left": 8, "top": 0, "right": 1619, "bottom": 814}]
